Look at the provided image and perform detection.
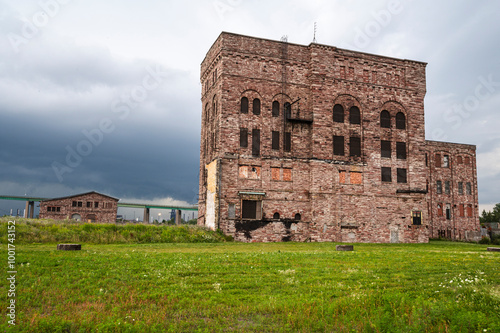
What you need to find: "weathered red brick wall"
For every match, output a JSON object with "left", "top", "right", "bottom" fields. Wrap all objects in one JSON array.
[
  {"left": 39, "top": 192, "right": 118, "bottom": 223},
  {"left": 198, "top": 32, "right": 474, "bottom": 243},
  {"left": 425, "top": 141, "right": 480, "bottom": 240}
]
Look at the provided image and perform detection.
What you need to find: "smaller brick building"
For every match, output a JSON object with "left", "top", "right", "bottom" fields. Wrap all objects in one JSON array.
[{"left": 39, "top": 191, "right": 119, "bottom": 223}]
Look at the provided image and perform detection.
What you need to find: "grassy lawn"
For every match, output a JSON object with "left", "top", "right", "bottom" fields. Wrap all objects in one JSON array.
[{"left": 1, "top": 240, "right": 499, "bottom": 332}]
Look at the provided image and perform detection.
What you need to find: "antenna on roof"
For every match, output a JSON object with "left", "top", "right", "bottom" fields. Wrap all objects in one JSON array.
[{"left": 313, "top": 22, "right": 317, "bottom": 43}]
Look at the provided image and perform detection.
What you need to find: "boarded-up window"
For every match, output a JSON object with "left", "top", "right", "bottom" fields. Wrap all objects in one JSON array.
[
  {"left": 396, "top": 112, "right": 406, "bottom": 129},
  {"left": 272, "top": 101, "right": 280, "bottom": 117},
  {"left": 239, "top": 166, "right": 261, "bottom": 179},
  {"left": 339, "top": 170, "right": 346, "bottom": 184},
  {"left": 381, "top": 140, "right": 391, "bottom": 158},
  {"left": 241, "top": 97, "right": 248, "bottom": 114},
  {"left": 240, "top": 128, "right": 248, "bottom": 148},
  {"left": 333, "top": 104, "right": 344, "bottom": 123},
  {"left": 228, "top": 204, "right": 235, "bottom": 219},
  {"left": 458, "top": 182, "right": 463, "bottom": 195},
  {"left": 333, "top": 136, "right": 345, "bottom": 156},
  {"left": 283, "top": 168, "right": 292, "bottom": 181},
  {"left": 396, "top": 142, "right": 407, "bottom": 160},
  {"left": 349, "top": 106, "right": 361, "bottom": 124},
  {"left": 437, "top": 203, "right": 443, "bottom": 216},
  {"left": 459, "top": 204, "right": 465, "bottom": 217},
  {"left": 467, "top": 204, "right": 473, "bottom": 217},
  {"left": 435, "top": 154, "right": 441, "bottom": 167},
  {"left": 271, "top": 167, "right": 280, "bottom": 181},
  {"left": 436, "top": 181, "right": 442, "bottom": 194},
  {"left": 253, "top": 98, "right": 261, "bottom": 115},
  {"left": 457, "top": 156, "right": 463, "bottom": 164},
  {"left": 381, "top": 167, "right": 391, "bottom": 182},
  {"left": 272, "top": 131, "right": 280, "bottom": 150},
  {"left": 464, "top": 156, "right": 470, "bottom": 165},
  {"left": 397, "top": 168, "right": 407, "bottom": 183},
  {"left": 252, "top": 129, "right": 260, "bottom": 156},
  {"left": 351, "top": 172, "right": 362, "bottom": 184},
  {"left": 242, "top": 200, "right": 261, "bottom": 220},
  {"left": 350, "top": 137, "right": 361, "bottom": 157},
  {"left": 466, "top": 182, "right": 471, "bottom": 195},
  {"left": 284, "top": 132, "right": 291, "bottom": 152},
  {"left": 380, "top": 110, "right": 391, "bottom": 128}
]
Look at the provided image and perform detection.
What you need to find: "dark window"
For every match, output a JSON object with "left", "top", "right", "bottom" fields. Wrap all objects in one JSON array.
[
  {"left": 284, "top": 132, "right": 291, "bottom": 152},
  {"left": 272, "top": 131, "right": 280, "bottom": 150},
  {"left": 77, "top": 201, "right": 83, "bottom": 207},
  {"left": 412, "top": 211, "right": 422, "bottom": 225},
  {"left": 436, "top": 181, "right": 442, "bottom": 194},
  {"left": 381, "top": 167, "right": 392, "bottom": 182},
  {"left": 272, "top": 101, "right": 280, "bottom": 117},
  {"left": 240, "top": 97, "right": 248, "bottom": 114},
  {"left": 294, "top": 213, "right": 301, "bottom": 221},
  {"left": 94, "top": 202, "right": 99, "bottom": 208},
  {"left": 349, "top": 137, "right": 361, "bottom": 157},
  {"left": 252, "top": 129, "right": 260, "bottom": 156},
  {"left": 380, "top": 110, "right": 391, "bottom": 128},
  {"left": 396, "top": 142, "right": 407, "bottom": 160},
  {"left": 240, "top": 128, "right": 248, "bottom": 148},
  {"left": 397, "top": 168, "right": 407, "bottom": 183},
  {"left": 425, "top": 153, "right": 428, "bottom": 166},
  {"left": 435, "top": 154, "right": 441, "bottom": 167},
  {"left": 466, "top": 182, "right": 471, "bottom": 195},
  {"left": 381, "top": 140, "right": 391, "bottom": 158},
  {"left": 349, "top": 106, "right": 361, "bottom": 124},
  {"left": 284, "top": 102, "right": 291, "bottom": 119},
  {"left": 242, "top": 200, "right": 261, "bottom": 220},
  {"left": 446, "top": 204, "right": 451, "bottom": 220},
  {"left": 333, "top": 136, "right": 345, "bottom": 156},
  {"left": 445, "top": 181, "right": 450, "bottom": 194},
  {"left": 47, "top": 207, "right": 51, "bottom": 212},
  {"left": 273, "top": 212, "right": 280, "bottom": 220},
  {"left": 253, "top": 98, "right": 261, "bottom": 115},
  {"left": 458, "top": 182, "right": 463, "bottom": 195},
  {"left": 396, "top": 112, "right": 406, "bottom": 129},
  {"left": 443, "top": 155, "right": 449, "bottom": 168},
  {"left": 72, "top": 201, "right": 77, "bottom": 207},
  {"left": 333, "top": 104, "right": 344, "bottom": 123},
  {"left": 56, "top": 207, "right": 60, "bottom": 212},
  {"left": 87, "top": 202, "right": 92, "bottom": 208}
]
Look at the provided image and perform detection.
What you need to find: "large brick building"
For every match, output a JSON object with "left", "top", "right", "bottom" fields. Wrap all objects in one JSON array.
[
  {"left": 197, "top": 32, "right": 480, "bottom": 243},
  {"left": 39, "top": 191, "right": 118, "bottom": 223}
]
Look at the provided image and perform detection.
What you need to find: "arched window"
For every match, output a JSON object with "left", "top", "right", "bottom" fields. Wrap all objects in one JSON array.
[
  {"left": 294, "top": 213, "right": 301, "bottom": 221},
  {"left": 253, "top": 98, "right": 261, "bottom": 115},
  {"left": 272, "top": 101, "right": 280, "bottom": 117},
  {"left": 380, "top": 110, "right": 391, "bottom": 128},
  {"left": 273, "top": 212, "right": 280, "bottom": 220},
  {"left": 284, "top": 102, "right": 291, "bottom": 119},
  {"left": 333, "top": 104, "right": 344, "bottom": 123},
  {"left": 349, "top": 106, "right": 361, "bottom": 124},
  {"left": 396, "top": 112, "right": 406, "bottom": 129},
  {"left": 240, "top": 97, "right": 248, "bottom": 114}
]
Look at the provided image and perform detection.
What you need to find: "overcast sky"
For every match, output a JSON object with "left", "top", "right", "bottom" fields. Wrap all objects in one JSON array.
[{"left": 1, "top": 0, "right": 499, "bottom": 217}]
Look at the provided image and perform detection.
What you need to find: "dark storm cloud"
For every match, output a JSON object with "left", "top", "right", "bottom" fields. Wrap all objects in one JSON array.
[{"left": 0, "top": 0, "right": 499, "bottom": 217}]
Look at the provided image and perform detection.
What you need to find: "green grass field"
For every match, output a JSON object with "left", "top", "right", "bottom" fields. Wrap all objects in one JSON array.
[{"left": 1, "top": 220, "right": 500, "bottom": 332}]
